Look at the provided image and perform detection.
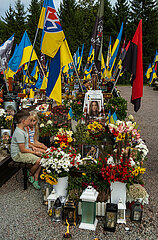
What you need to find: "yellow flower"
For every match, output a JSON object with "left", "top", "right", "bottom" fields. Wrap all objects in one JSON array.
[
  {"left": 67, "top": 137, "right": 73, "bottom": 142},
  {"left": 60, "top": 142, "right": 67, "bottom": 148},
  {"left": 116, "top": 133, "right": 123, "bottom": 141},
  {"left": 132, "top": 169, "right": 139, "bottom": 176},
  {"left": 42, "top": 169, "right": 47, "bottom": 174},
  {"left": 40, "top": 174, "right": 45, "bottom": 180},
  {"left": 139, "top": 168, "right": 146, "bottom": 174},
  {"left": 82, "top": 173, "right": 86, "bottom": 176},
  {"left": 87, "top": 124, "right": 93, "bottom": 130},
  {"left": 5, "top": 115, "right": 13, "bottom": 121}
]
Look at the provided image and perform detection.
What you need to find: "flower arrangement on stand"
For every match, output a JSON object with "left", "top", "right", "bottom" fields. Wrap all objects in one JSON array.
[
  {"left": 87, "top": 121, "right": 106, "bottom": 140},
  {"left": 0, "top": 109, "right": 13, "bottom": 129},
  {"left": 40, "top": 146, "right": 83, "bottom": 182}
]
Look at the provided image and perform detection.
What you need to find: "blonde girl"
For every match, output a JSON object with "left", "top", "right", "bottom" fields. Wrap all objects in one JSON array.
[{"left": 27, "top": 111, "right": 47, "bottom": 153}]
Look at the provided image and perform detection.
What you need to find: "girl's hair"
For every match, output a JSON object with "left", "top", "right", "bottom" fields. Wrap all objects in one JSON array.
[{"left": 29, "top": 111, "right": 39, "bottom": 140}]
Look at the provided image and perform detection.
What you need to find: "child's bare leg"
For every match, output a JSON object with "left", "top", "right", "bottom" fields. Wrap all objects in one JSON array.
[
  {"left": 34, "top": 165, "right": 42, "bottom": 181},
  {"left": 30, "top": 158, "right": 41, "bottom": 176}
]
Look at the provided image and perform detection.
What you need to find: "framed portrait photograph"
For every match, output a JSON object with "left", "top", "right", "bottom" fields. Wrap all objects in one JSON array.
[
  {"left": 3, "top": 101, "right": 17, "bottom": 114},
  {"left": 82, "top": 144, "right": 99, "bottom": 159},
  {"left": 0, "top": 128, "right": 12, "bottom": 139},
  {"left": 83, "top": 90, "right": 104, "bottom": 117}
]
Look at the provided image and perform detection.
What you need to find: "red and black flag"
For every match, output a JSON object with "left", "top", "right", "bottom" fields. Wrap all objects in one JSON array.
[
  {"left": 91, "top": 0, "right": 104, "bottom": 78},
  {"left": 122, "top": 19, "right": 143, "bottom": 112}
]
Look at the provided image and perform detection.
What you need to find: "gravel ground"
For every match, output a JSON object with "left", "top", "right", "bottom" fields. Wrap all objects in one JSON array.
[{"left": 0, "top": 86, "right": 158, "bottom": 240}]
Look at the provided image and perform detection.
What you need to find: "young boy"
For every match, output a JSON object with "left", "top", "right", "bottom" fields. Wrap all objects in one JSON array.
[{"left": 11, "top": 110, "right": 41, "bottom": 190}]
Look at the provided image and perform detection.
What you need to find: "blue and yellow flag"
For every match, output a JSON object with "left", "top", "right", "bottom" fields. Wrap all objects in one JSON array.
[
  {"left": 87, "top": 45, "right": 94, "bottom": 64},
  {"left": 46, "top": 39, "right": 73, "bottom": 104},
  {"left": 31, "top": 61, "right": 39, "bottom": 80},
  {"left": 110, "top": 112, "right": 117, "bottom": 124},
  {"left": 108, "top": 23, "right": 123, "bottom": 73},
  {"left": 84, "top": 61, "right": 93, "bottom": 79},
  {"left": 7, "top": 31, "right": 37, "bottom": 78},
  {"left": 77, "top": 44, "right": 84, "bottom": 72},
  {"left": 149, "top": 67, "right": 157, "bottom": 85},
  {"left": 145, "top": 64, "right": 152, "bottom": 79},
  {"left": 39, "top": 0, "right": 65, "bottom": 58},
  {"left": 155, "top": 50, "right": 158, "bottom": 62},
  {"left": 68, "top": 107, "right": 74, "bottom": 120}
]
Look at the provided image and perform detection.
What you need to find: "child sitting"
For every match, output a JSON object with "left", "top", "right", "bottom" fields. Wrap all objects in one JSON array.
[
  {"left": 11, "top": 110, "right": 41, "bottom": 190},
  {"left": 26, "top": 111, "right": 47, "bottom": 153}
]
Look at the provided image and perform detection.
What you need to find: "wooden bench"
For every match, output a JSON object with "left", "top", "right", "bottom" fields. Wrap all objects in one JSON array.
[{"left": 8, "top": 161, "right": 33, "bottom": 190}]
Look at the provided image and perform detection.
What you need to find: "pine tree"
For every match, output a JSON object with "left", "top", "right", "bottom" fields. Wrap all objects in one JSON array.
[
  {"left": 14, "top": 0, "right": 26, "bottom": 44},
  {"left": 129, "top": 0, "right": 158, "bottom": 71},
  {"left": 58, "top": 0, "right": 78, "bottom": 54},
  {"left": 2, "top": 5, "right": 16, "bottom": 40},
  {"left": 27, "top": 0, "right": 41, "bottom": 54},
  {"left": 113, "top": 0, "right": 129, "bottom": 38}
]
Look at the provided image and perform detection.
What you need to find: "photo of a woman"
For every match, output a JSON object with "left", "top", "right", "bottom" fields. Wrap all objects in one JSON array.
[{"left": 89, "top": 101, "right": 100, "bottom": 117}]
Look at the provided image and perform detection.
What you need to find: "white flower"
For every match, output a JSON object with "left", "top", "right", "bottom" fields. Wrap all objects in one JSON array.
[
  {"left": 47, "top": 120, "right": 52, "bottom": 125},
  {"left": 0, "top": 109, "right": 6, "bottom": 117},
  {"left": 128, "top": 114, "right": 134, "bottom": 121},
  {"left": 107, "top": 156, "right": 115, "bottom": 165},
  {"left": 40, "top": 123, "right": 44, "bottom": 128},
  {"left": 129, "top": 158, "right": 136, "bottom": 167}
]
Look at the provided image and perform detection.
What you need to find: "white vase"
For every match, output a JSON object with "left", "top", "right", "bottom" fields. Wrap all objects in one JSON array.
[
  {"left": 53, "top": 176, "right": 68, "bottom": 197},
  {"left": 110, "top": 181, "right": 126, "bottom": 205}
]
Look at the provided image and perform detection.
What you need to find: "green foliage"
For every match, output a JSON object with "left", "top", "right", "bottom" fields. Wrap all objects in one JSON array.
[
  {"left": 0, "top": 0, "right": 157, "bottom": 78},
  {"left": 106, "top": 97, "right": 128, "bottom": 120}
]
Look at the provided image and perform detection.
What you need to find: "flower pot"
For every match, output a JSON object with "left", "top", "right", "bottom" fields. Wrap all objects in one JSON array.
[{"left": 53, "top": 176, "right": 68, "bottom": 197}]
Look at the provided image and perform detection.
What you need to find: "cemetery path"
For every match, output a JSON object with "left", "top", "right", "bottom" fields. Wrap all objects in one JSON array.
[{"left": 0, "top": 86, "right": 157, "bottom": 240}]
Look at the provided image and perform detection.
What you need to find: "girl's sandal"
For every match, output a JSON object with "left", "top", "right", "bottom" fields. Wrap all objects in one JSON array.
[
  {"left": 32, "top": 181, "right": 41, "bottom": 190},
  {"left": 27, "top": 170, "right": 34, "bottom": 184}
]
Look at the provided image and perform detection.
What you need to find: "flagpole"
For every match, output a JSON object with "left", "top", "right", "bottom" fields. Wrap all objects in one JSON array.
[
  {"left": 111, "top": 66, "right": 123, "bottom": 94},
  {"left": 23, "top": 27, "right": 39, "bottom": 87},
  {"left": 72, "top": 61, "right": 83, "bottom": 92}
]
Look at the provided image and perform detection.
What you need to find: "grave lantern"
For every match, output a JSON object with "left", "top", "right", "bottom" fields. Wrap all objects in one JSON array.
[
  {"left": 117, "top": 198, "right": 126, "bottom": 224},
  {"left": 104, "top": 203, "right": 118, "bottom": 232},
  {"left": 79, "top": 186, "right": 98, "bottom": 231},
  {"left": 52, "top": 197, "right": 62, "bottom": 222},
  {"left": 130, "top": 201, "right": 143, "bottom": 223},
  {"left": 63, "top": 199, "right": 78, "bottom": 226},
  {"left": 47, "top": 189, "right": 58, "bottom": 212}
]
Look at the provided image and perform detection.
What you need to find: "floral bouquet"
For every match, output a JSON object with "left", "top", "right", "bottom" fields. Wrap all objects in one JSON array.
[
  {"left": 54, "top": 128, "right": 73, "bottom": 148},
  {"left": 87, "top": 121, "right": 106, "bottom": 140},
  {"left": 126, "top": 184, "right": 149, "bottom": 205},
  {"left": 40, "top": 146, "right": 83, "bottom": 183}
]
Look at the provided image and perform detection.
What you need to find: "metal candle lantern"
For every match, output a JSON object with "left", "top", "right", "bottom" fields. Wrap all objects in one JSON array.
[
  {"left": 42, "top": 183, "right": 51, "bottom": 205},
  {"left": 47, "top": 189, "right": 58, "bottom": 212},
  {"left": 131, "top": 201, "right": 143, "bottom": 223},
  {"left": 117, "top": 198, "right": 126, "bottom": 224},
  {"left": 79, "top": 186, "right": 98, "bottom": 231},
  {"left": 52, "top": 197, "right": 62, "bottom": 222},
  {"left": 63, "top": 199, "right": 78, "bottom": 226},
  {"left": 104, "top": 203, "right": 118, "bottom": 232}
]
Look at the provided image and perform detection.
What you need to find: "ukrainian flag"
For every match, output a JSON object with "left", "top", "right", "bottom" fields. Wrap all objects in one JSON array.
[
  {"left": 31, "top": 61, "right": 39, "bottom": 80},
  {"left": 108, "top": 23, "right": 123, "bottom": 73},
  {"left": 145, "top": 64, "right": 152, "bottom": 79},
  {"left": 29, "top": 84, "right": 36, "bottom": 98},
  {"left": 149, "top": 67, "right": 157, "bottom": 85},
  {"left": 110, "top": 112, "right": 117, "bottom": 124},
  {"left": 68, "top": 107, "right": 74, "bottom": 120},
  {"left": 7, "top": 31, "right": 37, "bottom": 78},
  {"left": 74, "top": 47, "right": 80, "bottom": 69},
  {"left": 155, "top": 50, "right": 158, "bottom": 62},
  {"left": 84, "top": 61, "right": 93, "bottom": 79},
  {"left": 46, "top": 39, "right": 73, "bottom": 104},
  {"left": 87, "top": 45, "right": 94, "bottom": 64},
  {"left": 39, "top": 0, "right": 65, "bottom": 58},
  {"left": 77, "top": 44, "right": 84, "bottom": 72}
]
